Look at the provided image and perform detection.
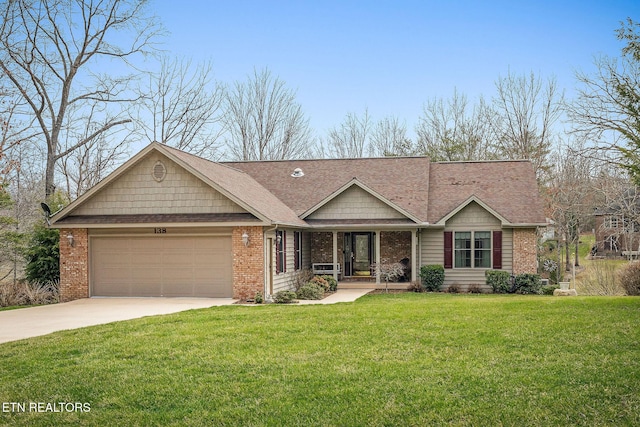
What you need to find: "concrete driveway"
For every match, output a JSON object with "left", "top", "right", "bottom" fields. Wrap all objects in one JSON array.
[{"left": 0, "top": 297, "right": 237, "bottom": 344}]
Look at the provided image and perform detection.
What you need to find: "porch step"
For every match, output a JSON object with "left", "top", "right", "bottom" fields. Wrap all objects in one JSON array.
[
  {"left": 338, "top": 282, "right": 409, "bottom": 290},
  {"left": 340, "top": 276, "right": 375, "bottom": 283}
]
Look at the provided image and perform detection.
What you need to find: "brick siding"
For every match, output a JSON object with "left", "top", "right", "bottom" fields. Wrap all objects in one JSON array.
[
  {"left": 512, "top": 228, "right": 537, "bottom": 274},
  {"left": 310, "top": 231, "right": 411, "bottom": 267},
  {"left": 59, "top": 228, "right": 89, "bottom": 302},
  {"left": 380, "top": 231, "right": 411, "bottom": 264},
  {"left": 232, "top": 226, "right": 264, "bottom": 300}
]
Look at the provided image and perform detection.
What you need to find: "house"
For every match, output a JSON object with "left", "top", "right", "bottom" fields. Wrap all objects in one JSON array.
[
  {"left": 50, "top": 142, "right": 546, "bottom": 301},
  {"left": 593, "top": 188, "right": 640, "bottom": 256}
]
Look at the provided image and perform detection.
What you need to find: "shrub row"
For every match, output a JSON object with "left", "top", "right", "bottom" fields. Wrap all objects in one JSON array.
[
  {"left": 271, "top": 274, "right": 339, "bottom": 303},
  {"left": 486, "top": 270, "right": 543, "bottom": 294},
  {"left": 0, "top": 279, "right": 59, "bottom": 307}
]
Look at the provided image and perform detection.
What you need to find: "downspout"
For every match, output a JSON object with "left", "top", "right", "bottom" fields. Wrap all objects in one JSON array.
[{"left": 418, "top": 228, "right": 422, "bottom": 277}]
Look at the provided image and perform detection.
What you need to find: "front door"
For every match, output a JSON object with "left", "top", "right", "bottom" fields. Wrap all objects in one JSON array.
[{"left": 344, "top": 232, "right": 374, "bottom": 277}]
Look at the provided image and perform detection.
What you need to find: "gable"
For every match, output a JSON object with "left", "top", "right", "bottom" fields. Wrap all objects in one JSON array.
[
  {"left": 224, "top": 157, "right": 431, "bottom": 221},
  {"left": 72, "top": 152, "right": 248, "bottom": 216},
  {"left": 445, "top": 201, "right": 501, "bottom": 228},
  {"left": 307, "top": 185, "right": 407, "bottom": 221},
  {"left": 427, "top": 161, "right": 546, "bottom": 225}
]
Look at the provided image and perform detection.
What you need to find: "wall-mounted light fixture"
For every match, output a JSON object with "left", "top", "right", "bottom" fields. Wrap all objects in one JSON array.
[
  {"left": 241, "top": 231, "right": 250, "bottom": 247},
  {"left": 276, "top": 234, "right": 282, "bottom": 245},
  {"left": 66, "top": 232, "right": 75, "bottom": 247}
]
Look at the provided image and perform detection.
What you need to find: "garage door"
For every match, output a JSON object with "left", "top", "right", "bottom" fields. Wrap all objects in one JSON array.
[{"left": 91, "top": 235, "right": 233, "bottom": 297}]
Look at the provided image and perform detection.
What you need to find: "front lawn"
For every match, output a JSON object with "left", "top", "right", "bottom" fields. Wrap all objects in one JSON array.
[{"left": 1, "top": 294, "right": 639, "bottom": 426}]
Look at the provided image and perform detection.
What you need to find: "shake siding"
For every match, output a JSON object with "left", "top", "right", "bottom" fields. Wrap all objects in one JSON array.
[
  {"left": 75, "top": 153, "right": 247, "bottom": 215},
  {"left": 308, "top": 185, "right": 405, "bottom": 220}
]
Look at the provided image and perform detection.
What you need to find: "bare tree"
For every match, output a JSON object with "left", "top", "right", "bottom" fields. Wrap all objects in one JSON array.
[
  {"left": 370, "top": 116, "right": 413, "bottom": 157},
  {"left": 223, "top": 68, "right": 313, "bottom": 161},
  {"left": 327, "top": 109, "right": 372, "bottom": 158},
  {"left": 492, "top": 71, "right": 563, "bottom": 179},
  {"left": 416, "top": 89, "right": 496, "bottom": 161},
  {"left": 0, "top": 0, "right": 162, "bottom": 197},
  {"left": 0, "top": 86, "right": 31, "bottom": 180},
  {"left": 594, "top": 174, "right": 640, "bottom": 259},
  {"left": 568, "top": 19, "right": 640, "bottom": 183},
  {"left": 138, "top": 56, "right": 224, "bottom": 159},
  {"left": 547, "top": 139, "right": 596, "bottom": 270},
  {"left": 58, "top": 130, "right": 128, "bottom": 199}
]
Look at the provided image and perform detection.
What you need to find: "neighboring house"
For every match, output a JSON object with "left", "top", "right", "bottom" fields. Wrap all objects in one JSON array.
[
  {"left": 594, "top": 190, "right": 640, "bottom": 256},
  {"left": 50, "top": 142, "right": 546, "bottom": 301}
]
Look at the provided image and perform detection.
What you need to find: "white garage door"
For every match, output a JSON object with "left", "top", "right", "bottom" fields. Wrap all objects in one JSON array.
[{"left": 91, "top": 235, "right": 233, "bottom": 297}]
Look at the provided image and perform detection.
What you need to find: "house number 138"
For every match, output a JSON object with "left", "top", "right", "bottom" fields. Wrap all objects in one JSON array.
[{"left": 154, "top": 228, "right": 166, "bottom": 234}]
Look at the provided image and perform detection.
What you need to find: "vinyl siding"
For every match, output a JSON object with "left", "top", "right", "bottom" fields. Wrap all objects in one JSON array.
[
  {"left": 271, "top": 229, "right": 297, "bottom": 294},
  {"left": 420, "top": 202, "right": 514, "bottom": 290}
]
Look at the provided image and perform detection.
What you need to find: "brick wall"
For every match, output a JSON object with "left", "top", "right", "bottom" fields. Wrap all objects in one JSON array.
[
  {"left": 59, "top": 228, "right": 89, "bottom": 302},
  {"left": 232, "top": 226, "right": 264, "bottom": 300},
  {"left": 380, "top": 231, "right": 411, "bottom": 264},
  {"left": 310, "top": 231, "right": 411, "bottom": 267},
  {"left": 310, "top": 232, "right": 344, "bottom": 263},
  {"left": 513, "top": 228, "right": 537, "bottom": 274}
]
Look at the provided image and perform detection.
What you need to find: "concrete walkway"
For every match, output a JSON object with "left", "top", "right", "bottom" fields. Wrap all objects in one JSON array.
[
  {"left": 0, "top": 289, "right": 374, "bottom": 344},
  {"left": 0, "top": 297, "right": 236, "bottom": 344},
  {"left": 296, "top": 288, "right": 373, "bottom": 305}
]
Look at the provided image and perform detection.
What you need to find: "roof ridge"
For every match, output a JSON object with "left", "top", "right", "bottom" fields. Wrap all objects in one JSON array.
[
  {"left": 433, "top": 159, "right": 533, "bottom": 165},
  {"left": 222, "top": 155, "right": 430, "bottom": 164},
  {"left": 159, "top": 143, "right": 251, "bottom": 175}
]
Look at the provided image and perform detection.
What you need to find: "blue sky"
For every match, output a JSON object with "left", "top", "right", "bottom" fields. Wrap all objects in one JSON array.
[{"left": 153, "top": 0, "right": 639, "bottom": 136}]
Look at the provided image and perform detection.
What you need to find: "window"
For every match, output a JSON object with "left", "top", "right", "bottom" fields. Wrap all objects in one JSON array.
[
  {"left": 454, "top": 232, "right": 471, "bottom": 268},
  {"left": 294, "top": 231, "right": 302, "bottom": 270},
  {"left": 474, "top": 231, "right": 491, "bottom": 268},
  {"left": 454, "top": 231, "right": 491, "bottom": 268},
  {"left": 276, "top": 230, "right": 286, "bottom": 274},
  {"left": 605, "top": 216, "right": 619, "bottom": 229},
  {"left": 605, "top": 235, "right": 619, "bottom": 252}
]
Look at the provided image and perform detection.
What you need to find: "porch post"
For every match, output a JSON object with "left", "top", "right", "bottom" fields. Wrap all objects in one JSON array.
[
  {"left": 332, "top": 231, "right": 339, "bottom": 282},
  {"left": 411, "top": 229, "right": 418, "bottom": 282},
  {"left": 375, "top": 230, "right": 381, "bottom": 285}
]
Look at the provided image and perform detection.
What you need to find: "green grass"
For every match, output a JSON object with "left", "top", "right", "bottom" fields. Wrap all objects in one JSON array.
[
  {"left": 0, "top": 305, "right": 28, "bottom": 311},
  {"left": 1, "top": 294, "right": 639, "bottom": 426}
]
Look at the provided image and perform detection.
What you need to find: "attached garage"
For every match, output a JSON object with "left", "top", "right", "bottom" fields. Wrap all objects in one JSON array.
[{"left": 91, "top": 235, "right": 233, "bottom": 297}]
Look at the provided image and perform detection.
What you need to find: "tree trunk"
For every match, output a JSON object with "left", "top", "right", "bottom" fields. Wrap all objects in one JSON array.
[
  {"left": 45, "top": 151, "right": 56, "bottom": 198},
  {"left": 565, "top": 234, "right": 571, "bottom": 272}
]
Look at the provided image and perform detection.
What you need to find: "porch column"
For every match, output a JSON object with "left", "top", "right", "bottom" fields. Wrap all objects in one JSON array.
[
  {"left": 375, "top": 230, "right": 381, "bottom": 285},
  {"left": 332, "top": 231, "right": 339, "bottom": 282},
  {"left": 411, "top": 229, "right": 418, "bottom": 282}
]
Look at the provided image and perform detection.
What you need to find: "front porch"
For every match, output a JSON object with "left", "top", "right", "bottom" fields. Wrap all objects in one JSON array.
[{"left": 309, "top": 230, "right": 418, "bottom": 285}]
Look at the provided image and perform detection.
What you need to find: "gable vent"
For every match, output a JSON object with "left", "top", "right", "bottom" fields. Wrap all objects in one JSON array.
[
  {"left": 153, "top": 161, "right": 167, "bottom": 182},
  {"left": 291, "top": 167, "right": 304, "bottom": 177}
]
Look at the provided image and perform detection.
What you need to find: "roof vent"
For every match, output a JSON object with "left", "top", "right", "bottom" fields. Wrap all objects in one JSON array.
[
  {"left": 291, "top": 167, "right": 304, "bottom": 178},
  {"left": 153, "top": 160, "right": 167, "bottom": 182}
]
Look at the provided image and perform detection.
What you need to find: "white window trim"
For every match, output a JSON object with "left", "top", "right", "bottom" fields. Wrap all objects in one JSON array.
[{"left": 454, "top": 230, "right": 492, "bottom": 269}]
